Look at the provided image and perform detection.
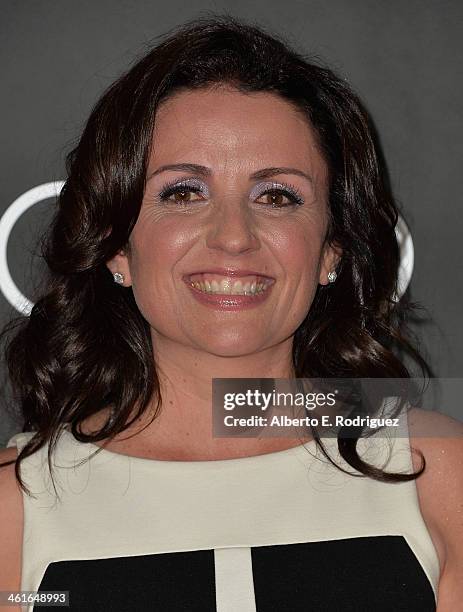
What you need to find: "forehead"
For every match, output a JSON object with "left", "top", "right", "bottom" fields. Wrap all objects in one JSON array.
[{"left": 150, "top": 86, "right": 327, "bottom": 177}]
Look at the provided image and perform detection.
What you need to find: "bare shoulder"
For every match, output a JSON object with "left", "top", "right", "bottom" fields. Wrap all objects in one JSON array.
[
  {"left": 407, "top": 408, "right": 463, "bottom": 609},
  {"left": 0, "top": 446, "right": 23, "bottom": 592}
]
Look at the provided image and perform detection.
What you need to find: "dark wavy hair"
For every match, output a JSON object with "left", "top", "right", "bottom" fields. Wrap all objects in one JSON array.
[{"left": 1, "top": 14, "right": 430, "bottom": 494}]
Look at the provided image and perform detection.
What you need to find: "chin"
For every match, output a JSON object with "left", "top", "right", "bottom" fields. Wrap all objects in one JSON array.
[{"left": 192, "top": 333, "right": 267, "bottom": 358}]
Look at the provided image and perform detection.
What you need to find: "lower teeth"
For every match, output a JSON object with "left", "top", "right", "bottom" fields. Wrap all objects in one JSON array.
[{"left": 192, "top": 283, "right": 265, "bottom": 296}]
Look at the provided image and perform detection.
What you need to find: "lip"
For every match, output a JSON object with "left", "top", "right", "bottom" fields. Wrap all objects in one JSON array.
[
  {"left": 183, "top": 267, "right": 275, "bottom": 280},
  {"left": 182, "top": 268, "right": 275, "bottom": 311}
]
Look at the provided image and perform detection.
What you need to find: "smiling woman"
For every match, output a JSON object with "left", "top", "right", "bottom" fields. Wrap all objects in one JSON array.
[
  {"left": 111, "top": 86, "right": 336, "bottom": 359},
  {"left": 0, "top": 13, "right": 462, "bottom": 612}
]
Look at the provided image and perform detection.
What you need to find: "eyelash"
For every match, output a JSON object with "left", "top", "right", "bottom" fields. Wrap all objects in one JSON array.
[
  {"left": 156, "top": 178, "right": 304, "bottom": 208},
  {"left": 157, "top": 179, "right": 205, "bottom": 204}
]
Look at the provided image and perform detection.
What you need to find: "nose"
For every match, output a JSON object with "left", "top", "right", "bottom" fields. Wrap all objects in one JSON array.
[{"left": 205, "top": 200, "right": 260, "bottom": 255}]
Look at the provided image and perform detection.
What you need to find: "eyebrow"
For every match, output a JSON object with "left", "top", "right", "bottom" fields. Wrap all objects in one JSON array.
[{"left": 147, "top": 163, "right": 313, "bottom": 183}]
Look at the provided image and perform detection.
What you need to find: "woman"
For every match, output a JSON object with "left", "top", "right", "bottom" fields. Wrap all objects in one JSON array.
[{"left": 0, "top": 15, "right": 461, "bottom": 612}]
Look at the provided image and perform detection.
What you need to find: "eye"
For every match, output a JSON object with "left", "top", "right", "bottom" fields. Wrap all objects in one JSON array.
[
  {"left": 161, "top": 186, "right": 203, "bottom": 204},
  {"left": 253, "top": 182, "right": 304, "bottom": 208},
  {"left": 255, "top": 189, "right": 301, "bottom": 208},
  {"left": 157, "top": 178, "right": 208, "bottom": 205}
]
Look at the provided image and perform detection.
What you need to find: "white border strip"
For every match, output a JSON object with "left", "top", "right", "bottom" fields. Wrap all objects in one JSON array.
[{"left": 214, "top": 547, "right": 257, "bottom": 612}]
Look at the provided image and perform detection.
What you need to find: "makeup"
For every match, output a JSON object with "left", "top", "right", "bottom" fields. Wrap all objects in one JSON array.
[{"left": 155, "top": 177, "right": 304, "bottom": 208}]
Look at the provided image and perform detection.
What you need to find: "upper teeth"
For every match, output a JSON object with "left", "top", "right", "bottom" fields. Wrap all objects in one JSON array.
[{"left": 188, "top": 276, "right": 273, "bottom": 295}]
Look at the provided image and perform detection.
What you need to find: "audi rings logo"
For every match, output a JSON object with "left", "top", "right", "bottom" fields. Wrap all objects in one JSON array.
[{"left": 0, "top": 183, "right": 415, "bottom": 315}]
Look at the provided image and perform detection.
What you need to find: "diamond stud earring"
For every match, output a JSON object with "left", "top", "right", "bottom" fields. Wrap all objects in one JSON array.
[
  {"left": 327, "top": 270, "right": 337, "bottom": 283},
  {"left": 113, "top": 272, "right": 125, "bottom": 285}
]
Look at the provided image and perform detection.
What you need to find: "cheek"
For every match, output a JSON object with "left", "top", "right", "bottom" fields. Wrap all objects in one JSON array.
[
  {"left": 268, "top": 221, "right": 325, "bottom": 327},
  {"left": 130, "top": 217, "right": 191, "bottom": 276},
  {"left": 127, "top": 218, "right": 195, "bottom": 312},
  {"left": 270, "top": 221, "right": 324, "bottom": 281}
]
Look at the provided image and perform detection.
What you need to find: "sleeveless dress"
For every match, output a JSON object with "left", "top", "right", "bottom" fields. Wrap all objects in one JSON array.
[{"left": 6, "top": 408, "right": 439, "bottom": 611}]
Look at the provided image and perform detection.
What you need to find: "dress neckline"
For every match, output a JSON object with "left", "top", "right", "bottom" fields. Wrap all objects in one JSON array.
[{"left": 61, "top": 426, "right": 319, "bottom": 469}]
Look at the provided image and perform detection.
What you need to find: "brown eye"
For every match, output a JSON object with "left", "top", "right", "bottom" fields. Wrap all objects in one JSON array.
[
  {"left": 172, "top": 190, "right": 194, "bottom": 202},
  {"left": 169, "top": 189, "right": 204, "bottom": 203},
  {"left": 263, "top": 192, "right": 286, "bottom": 207},
  {"left": 159, "top": 185, "right": 205, "bottom": 204},
  {"left": 256, "top": 189, "right": 300, "bottom": 208}
]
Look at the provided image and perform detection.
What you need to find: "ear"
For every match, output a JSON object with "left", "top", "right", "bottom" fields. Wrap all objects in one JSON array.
[
  {"left": 319, "top": 240, "right": 342, "bottom": 286},
  {"left": 106, "top": 245, "right": 133, "bottom": 287}
]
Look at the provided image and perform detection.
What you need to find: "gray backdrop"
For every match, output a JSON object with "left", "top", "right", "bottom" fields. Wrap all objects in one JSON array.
[{"left": 1, "top": 1, "right": 462, "bottom": 445}]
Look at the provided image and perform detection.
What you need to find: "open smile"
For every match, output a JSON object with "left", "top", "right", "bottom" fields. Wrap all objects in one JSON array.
[
  {"left": 185, "top": 273, "right": 275, "bottom": 296},
  {"left": 182, "top": 272, "right": 276, "bottom": 310}
]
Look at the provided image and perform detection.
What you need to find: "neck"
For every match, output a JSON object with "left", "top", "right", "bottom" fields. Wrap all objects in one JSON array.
[{"left": 119, "top": 333, "right": 310, "bottom": 460}]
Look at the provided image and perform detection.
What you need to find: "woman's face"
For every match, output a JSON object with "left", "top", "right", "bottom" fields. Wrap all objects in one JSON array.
[{"left": 107, "top": 86, "right": 340, "bottom": 357}]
